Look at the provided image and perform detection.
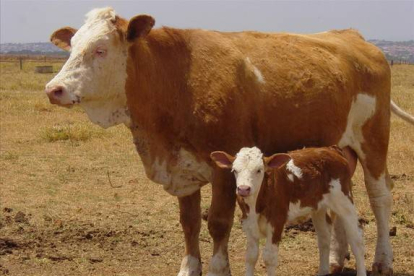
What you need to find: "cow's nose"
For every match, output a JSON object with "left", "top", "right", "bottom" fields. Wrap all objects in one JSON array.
[
  {"left": 45, "top": 86, "right": 64, "bottom": 104},
  {"left": 237, "top": 185, "right": 251, "bottom": 197}
]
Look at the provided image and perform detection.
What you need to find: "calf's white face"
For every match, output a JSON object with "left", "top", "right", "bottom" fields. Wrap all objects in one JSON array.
[
  {"left": 45, "top": 7, "right": 155, "bottom": 128},
  {"left": 232, "top": 147, "right": 266, "bottom": 198},
  {"left": 211, "top": 147, "right": 264, "bottom": 198},
  {"left": 211, "top": 147, "right": 292, "bottom": 199}
]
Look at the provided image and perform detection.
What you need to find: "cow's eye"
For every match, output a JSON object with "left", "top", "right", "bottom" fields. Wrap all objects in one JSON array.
[
  {"left": 95, "top": 48, "right": 107, "bottom": 57},
  {"left": 257, "top": 169, "right": 262, "bottom": 174}
]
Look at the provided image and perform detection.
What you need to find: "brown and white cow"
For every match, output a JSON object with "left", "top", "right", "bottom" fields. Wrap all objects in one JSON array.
[
  {"left": 211, "top": 146, "right": 366, "bottom": 276},
  {"left": 45, "top": 7, "right": 414, "bottom": 276}
]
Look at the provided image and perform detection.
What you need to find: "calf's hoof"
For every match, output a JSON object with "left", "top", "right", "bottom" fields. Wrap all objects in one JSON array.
[
  {"left": 372, "top": 262, "right": 393, "bottom": 276},
  {"left": 330, "top": 264, "right": 344, "bottom": 274},
  {"left": 329, "top": 251, "right": 350, "bottom": 274}
]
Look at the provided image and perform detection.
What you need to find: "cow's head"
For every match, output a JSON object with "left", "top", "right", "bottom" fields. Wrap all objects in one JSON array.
[
  {"left": 45, "top": 7, "right": 154, "bottom": 128},
  {"left": 211, "top": 147, "right": 292, "bottom": 202}
]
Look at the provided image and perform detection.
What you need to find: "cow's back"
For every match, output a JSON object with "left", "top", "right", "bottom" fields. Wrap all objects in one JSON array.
[{"left": 182, "top": 28, "right": 390, "bottom": 157}]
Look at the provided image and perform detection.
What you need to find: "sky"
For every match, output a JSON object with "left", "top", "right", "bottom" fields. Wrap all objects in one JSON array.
[{"left": 1, "top": 0, "right": 413, "bottom": 43}]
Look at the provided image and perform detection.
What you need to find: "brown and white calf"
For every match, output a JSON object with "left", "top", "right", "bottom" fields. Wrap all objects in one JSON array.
[{"left": 211, "top": 146, "right": 366, "bottom": 276}]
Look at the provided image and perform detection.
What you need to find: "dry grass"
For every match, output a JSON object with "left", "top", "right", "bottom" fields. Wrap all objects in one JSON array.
[
  {"left": 0, "top": 61, "right": 64, "bottom": 91},
  {"left": 0, "top": 61, "right": 413, "bottom": 276}
]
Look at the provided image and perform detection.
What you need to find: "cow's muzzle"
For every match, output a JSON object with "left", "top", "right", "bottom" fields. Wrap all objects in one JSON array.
[{"left": 45, "top": 86, "right": 79, "bottom": 107}]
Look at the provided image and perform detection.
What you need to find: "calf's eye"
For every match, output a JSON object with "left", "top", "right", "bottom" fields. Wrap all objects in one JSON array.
[{"left": 257, "top": 169, "right": 262, "bottom": 173}]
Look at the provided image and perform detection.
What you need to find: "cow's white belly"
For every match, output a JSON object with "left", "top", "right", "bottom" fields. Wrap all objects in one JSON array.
[{"left": 150, "top": 149, "right": 213, "bottom": 197}]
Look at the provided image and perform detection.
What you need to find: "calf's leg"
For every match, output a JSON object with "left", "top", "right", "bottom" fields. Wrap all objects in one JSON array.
[
  {"left": 263, "top": 224, "right": 282, "bottom": 276},
  {"left": 245, "top": 234, "right": 259, "bottom": 276},
  {"left": 329, "top": 214, "right": 349, "bottom": 274},
  {"left": 207, "top": 169, "right": 236, "bottom": 276},
  {"left": 341, "top": 210, "right": 366, "bottom": 276},
  {"left": 328, "top": 185, "right": 366, "bottom": 276},
  {"left": 312, "top": 209, "right": 332, "bottom": 276},
  {"left": 178, "top": 190, "right": 202, "bottom": 276}
]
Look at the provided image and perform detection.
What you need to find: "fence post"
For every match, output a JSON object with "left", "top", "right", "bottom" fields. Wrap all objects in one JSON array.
[{"left": 19, "top": 57, "right": 23, "bottom": 70}]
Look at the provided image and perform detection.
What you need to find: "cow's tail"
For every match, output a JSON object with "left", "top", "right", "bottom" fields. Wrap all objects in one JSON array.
[{"left": 391, "top": 100, "right": 414, "bottom": 125}]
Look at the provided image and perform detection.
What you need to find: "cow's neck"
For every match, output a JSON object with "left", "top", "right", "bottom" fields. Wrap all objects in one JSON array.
[
  {"left": 81, "top": 98, "right": 130, "bottom": 128},
  {"left": 126, "top": 27, "right": 191, "bottom": 156},
  {"left": 125, "top": 28, "right": 212, "bottom": 193}
]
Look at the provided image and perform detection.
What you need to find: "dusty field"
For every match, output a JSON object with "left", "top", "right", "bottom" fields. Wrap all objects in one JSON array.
[{"left": 0, "top": 61, "right": 413, "bottom": 276}]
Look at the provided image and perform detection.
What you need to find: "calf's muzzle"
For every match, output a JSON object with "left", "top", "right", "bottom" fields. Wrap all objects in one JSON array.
[{"left": 237, "top": 185, "right": 251, "bottom": 197}]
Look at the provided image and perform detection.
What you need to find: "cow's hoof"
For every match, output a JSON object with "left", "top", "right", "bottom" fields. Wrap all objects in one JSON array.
[
  {"left": 330, "top": 264, "right": 344, "bottom": 274},
  {"left": 207, "top": 251, "right": 231, "bottom": 276},
  {"left": 178, "top": 255, "right": 202, "bottom": 276},
  {"left": 206, "top": 266, "right": 231, "bottom": 276},
  {"left": 372, "top": 262, "right": 393, "bottom": 276}
]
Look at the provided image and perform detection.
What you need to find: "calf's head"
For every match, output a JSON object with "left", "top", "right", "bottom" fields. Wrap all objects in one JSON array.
[
  {"left": 211, "top": 147, "right": 291, "bottom": 199},
  {"left": 45, "top": 7, "right": 155, "bottom": 128}
]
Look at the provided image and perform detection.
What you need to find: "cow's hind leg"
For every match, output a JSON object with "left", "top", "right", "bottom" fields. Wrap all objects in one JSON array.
[
  {"left": 207, "top": 169, "right": 236, "bottom": 276},
  {"left": 361, "top": 119, "right": 393, "bottom": 275},
  {"left": 338, "top": 93, "right": 393, "bottom": 275},
  {"left": 363, "top": 168, "right": 393, "bottom": 276},
  {"left": 178, "top": 190, "right": 202, "bottom": 276}
]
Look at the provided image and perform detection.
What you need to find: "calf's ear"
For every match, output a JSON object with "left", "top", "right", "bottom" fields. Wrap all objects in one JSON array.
[
  {"left": 50, "top": 27, "right": 77, "bottom": 51},
  {"left": 210, "top": 151, "right": 235, "bottom": 169},
  {"left": 127, "top": 14, "right": 155, "bottom": 42},
  {"left": 264, "top": 154, "right": 291, "bottom": 170}
]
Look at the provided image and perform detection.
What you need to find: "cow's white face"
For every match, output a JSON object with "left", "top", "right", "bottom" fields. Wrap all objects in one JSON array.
[{"left": 46, "top": 7, "right": 155, "bottom": 128}]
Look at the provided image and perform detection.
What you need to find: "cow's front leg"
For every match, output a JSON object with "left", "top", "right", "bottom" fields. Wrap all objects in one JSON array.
[
  {"left": 178, "top": 190, "right": 202, "bottom": 276},
  {"left": 207, "top": 169, "right": 236, "bottom": 276}
]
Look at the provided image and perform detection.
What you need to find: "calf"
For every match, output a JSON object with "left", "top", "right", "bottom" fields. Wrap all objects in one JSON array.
[{"left": 211, "top": 146, "right": 366, "bottom": 276}]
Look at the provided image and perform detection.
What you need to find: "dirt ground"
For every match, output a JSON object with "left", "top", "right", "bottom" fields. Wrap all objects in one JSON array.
[{"left": 0, "top": 61, "right": 413, "bottom": 275}]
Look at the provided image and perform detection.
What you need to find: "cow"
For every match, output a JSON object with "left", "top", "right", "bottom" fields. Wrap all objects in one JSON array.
[
  {"left": 210, "top": 146, "right": 366, "bottom": 276},
  {"left": 45, "top": 7, "right": 414, "bottom": 276}
]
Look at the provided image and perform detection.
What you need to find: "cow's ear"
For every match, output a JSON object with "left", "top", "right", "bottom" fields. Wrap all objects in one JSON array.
[
  {"left": 50, "top": 27, "right": 77, "bottom": 51},
  {"left": 264, "top": 154, "right": 291, "bottom": 170},
  {"left": 210, "top": 151, "right": 235, "bottom": 169},
  {"left": 126, "top": 14, "right": 155, "bottom": 42}
]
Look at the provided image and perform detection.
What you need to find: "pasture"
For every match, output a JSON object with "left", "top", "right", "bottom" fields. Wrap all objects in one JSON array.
[{"left": 0, "top": 60, "right": 413, "bottom": 275}]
